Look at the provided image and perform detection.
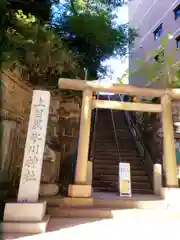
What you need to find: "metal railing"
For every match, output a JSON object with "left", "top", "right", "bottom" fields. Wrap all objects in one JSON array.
[
  {"left": 108, "top": 95, "right": 121, "bottom": 161},
  {"left": 89, "top": 94, "right": 99, "bottom": 161},
  {"left": 117, "top": 94, "right": 154, "bottom": 185}
]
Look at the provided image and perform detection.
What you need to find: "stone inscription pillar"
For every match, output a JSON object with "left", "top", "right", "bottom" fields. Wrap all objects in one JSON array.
[{"left": 17, "top": 90, "right": 50, "bottom": 202}]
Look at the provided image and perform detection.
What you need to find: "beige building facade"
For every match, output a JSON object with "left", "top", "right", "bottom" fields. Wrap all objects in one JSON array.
[{"left": 129, "top": 0, "right": 180, "bottom": 87}]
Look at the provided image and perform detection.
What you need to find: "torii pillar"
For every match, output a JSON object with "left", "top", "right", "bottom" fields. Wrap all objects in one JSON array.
[{"left": 68, "top": 88, "right": 93, "bottom": 197}]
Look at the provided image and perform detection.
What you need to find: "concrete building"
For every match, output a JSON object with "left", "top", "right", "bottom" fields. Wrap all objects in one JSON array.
[{"left": 129, "top": 0, "right": 180, "bottom": 87}]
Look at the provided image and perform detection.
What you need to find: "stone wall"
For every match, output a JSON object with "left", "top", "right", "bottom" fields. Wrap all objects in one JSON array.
[{"left": 0, "top": 70, "right": 81, "bottom": 190}]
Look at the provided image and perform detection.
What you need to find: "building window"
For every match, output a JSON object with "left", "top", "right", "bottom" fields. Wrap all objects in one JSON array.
[
  {"left": 154, "top": 49, "right": 164, "bottom": 63},
  {"left": 174, "top": 4, "right": 180, "bottom": 20},
  {"left": 176, "top": 36, "right": 180, "bottom": 49},
  {"left": 153, "top": 24, "right": 163, "bottom": 41}
]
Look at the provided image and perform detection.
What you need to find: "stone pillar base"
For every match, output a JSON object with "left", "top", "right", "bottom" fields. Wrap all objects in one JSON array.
[
  {"left": 68, "top": 184, "right": 92, "bottom": 198},
  {"left": 2, "top": 201, "right": 50, "bottom": 233},
  {"left": 161, "top": 188, "right": 180, "bottom": 209},
  {"left": 39, "top": 183, "right": 59, "bottom": 197},
  {"left": 153, "top": 164, "right": 162, "bottom": 196}
]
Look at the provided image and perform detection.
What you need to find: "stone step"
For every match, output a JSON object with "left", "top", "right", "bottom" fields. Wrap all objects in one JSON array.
[
  {"left": 96, "top": 133, "right": 129, "bottom": 136},
  {"left": 132, "top": 181, "right": 152, "bottom": 189},
  {"left": 131, "top": 188, "right": 154, "bottom": 194},
  {"left": 94, "top": 146, "right": 139, "bottom": 152},
  {"left": 119, "top": 152, "right": 140, "bottom": 156},
  {"left": 94, "top": 160, "right": 119, "bottom": 164},
  {"left": 93, "top": 175, "right": 149, "bottom": 182},
  {"left": 95, "top": 139, "right": 115, "bottom": 142},
  {"left": 94, "top": 164, "right": 144, "bottom": 171},
  {"left": 2, "top": 215, "right": 50, "bottom": 234},
  {"left": 92, "top": 181, "right": 118, "bottom": 188},
  {"left": 118, "top": 137, "right": 133, "bottom": 140},
  {"left": 94, "top": 150, "right": 121, "bottom": 154},
  {"left": 94, "top": 149, "right": 140, "bottom": 154},
  {"left": 118, "top": 142, "right": 137, "bottom": 145},
  {"left": 96, "top": 132, "right": 130, "bottom": 137},
  {"left": 94, "top": 160, "right": 143, "bottom": 165},
  {"left": 95, "top": 133, "right": 117, "bottom": 136},
  {"left": 121, "top": 156, "right": 143, "bottom": 160},
  {"left": 95, "top": 144, "right": 136, "bottom": 148},
  {"left": 120, "top": 155, "right": 143, "bottom": 159},
  {"left": 94, "top": 154, "right": 142, "bottom": 159},
  {"left": 94, "top": 169, "right": 147, "bottom": 176},
  {"left": 95, "top": 148, "right": 138, "bottom": 153},
  {"left": 115, "top": 129, "right": 130, "bottom": 132},
  {"left": 93, "top": 187, "right": 153, "bottom": 194},
  {"left": 43, "top": 194, "right": 164, "bottom": 209},
  {"left": 95, "top": 143, "right": 136, "bottom": 147},
  {"left": 93, "top": 157, "right": 119, "bottom": 161},
  {"left": 95, "top": 139, "right": 134, "bottom": 143},
  {"left": 93, "top": 196, "right": 164, "bottom": 208},
  {"left": 95, "top": 141, "right": 134, "bottom": 143},
  {"left": 95, "top": 140, "right": 120, "bottom": 143},
  {"left": 47, "top": 206, "right": 118, "bottom": 218},
  {"left": 47, "top": 198, "right": 167, "bottom": 218},
  {"left": 93, "top": 163, "right": 143, "bottom": 169},
  {"left": 95, "top": 149, "right": 137, "bottom": 154},
  {"left": 93, "top": 164, "right": 142, "bottom": 170},
  {"left": 93, "top": 159, "right": 143, "bottom": 164},
  {"left": 92, "top": 181, "right": 152, "bottom": 190}
]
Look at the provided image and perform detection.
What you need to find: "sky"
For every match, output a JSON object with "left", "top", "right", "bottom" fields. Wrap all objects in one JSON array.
[{"left": 102, "top": 5, "right": 129, "bottom": 84}]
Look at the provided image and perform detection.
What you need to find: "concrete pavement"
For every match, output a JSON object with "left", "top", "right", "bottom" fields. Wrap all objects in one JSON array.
[{"left": 2, "top": 209, "right": 180, "bottom": 240}]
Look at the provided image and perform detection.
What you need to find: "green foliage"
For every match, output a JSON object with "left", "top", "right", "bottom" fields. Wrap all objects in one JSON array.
[
  {"left": 69, "top": 0, "right": 126, "bottom": 14},
  {"left": 8, "top": 0, "right": 57, "bottom": 23},
  {"left": 117, "top": 70, "right": 128, "bottom": 84},
  {"left": 0, "top": 0, "right": 56, "bottom": 66},
  {"left": 53, "top": 0, "right": 136, "bottom": 79},
  {"left": 1, "top": 7, "right": 79, "bottom": 88},
  {"left": 130, "top": 33, "right": 180, "bottom": 88},
  {"left": 0, "top": 0, "right": 136, "bottom": 90},
  {"left": 0, "top": 0, "right": 10, "bottom": 66}
]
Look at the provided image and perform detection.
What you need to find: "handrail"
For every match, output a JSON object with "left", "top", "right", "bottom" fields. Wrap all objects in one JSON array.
[
  {"left": 89, "top": 94, "right": 99, "bottom": 161},
  {"left": 118, "top": 94, "right": 154, "bottom": 185},
  {"left": 108, "top": 95, "right": 121, "bottom": 161},
  {"left": 118, "top": 94, "right": 154, "bottom": 165}
]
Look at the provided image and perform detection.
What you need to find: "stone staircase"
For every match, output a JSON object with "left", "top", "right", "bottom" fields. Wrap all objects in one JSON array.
[
  {"left": 92, "top": 95, "right": 153, "bottom": 194},
  {"left": 46, "top": 193, "right": 165, "bottom": 218}
]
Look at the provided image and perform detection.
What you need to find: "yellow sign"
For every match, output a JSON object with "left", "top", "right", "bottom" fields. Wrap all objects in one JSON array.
[
  {"left": 119, "top": 162, "right": 131, "bottom": 197},
  {"left": 120, "top": 180, "right": 130, "bottom": 193}
]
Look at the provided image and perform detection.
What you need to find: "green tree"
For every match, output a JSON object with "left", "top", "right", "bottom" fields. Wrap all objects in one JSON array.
[
  {"left": 0, "top": 0, "right": 54, "bottom": 66},
  {"left": 52, "top": 0, "right": 136, "bottom": 80},
  {"left": 0, "top": 0, "right": 136, "bottom": 88},
  {"left": 1, "top": 8, "right": 79, "bottom": 87}
]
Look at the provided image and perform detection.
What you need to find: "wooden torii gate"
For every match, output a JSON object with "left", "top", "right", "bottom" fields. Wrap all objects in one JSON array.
[{"left": 59, "top": 78, "right": 180, "bottom": 198}]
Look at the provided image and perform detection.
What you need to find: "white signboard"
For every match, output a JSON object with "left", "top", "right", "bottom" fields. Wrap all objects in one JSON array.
[
  {"left": 119, "top": 162, "right": 131, "bottom": 197},
  {"left": 17, "top": 90, "right": 50, "bottom": 202}
]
